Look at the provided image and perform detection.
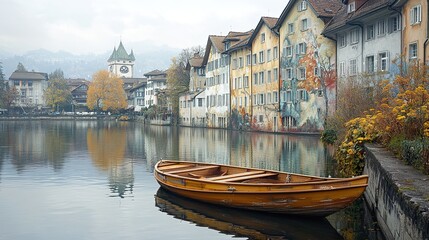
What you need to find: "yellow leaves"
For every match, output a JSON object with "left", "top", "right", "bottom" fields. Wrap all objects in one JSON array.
[{"left": 87, "top": 70, "right": 127, "bottom": 112}]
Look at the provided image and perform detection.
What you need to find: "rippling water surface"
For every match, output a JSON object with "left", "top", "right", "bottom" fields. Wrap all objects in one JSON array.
[{"left": 0, "top": 121, "right": 369, "bottom": 240}]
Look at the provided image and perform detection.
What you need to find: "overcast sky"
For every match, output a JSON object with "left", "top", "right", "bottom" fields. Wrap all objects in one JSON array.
[{"left": 0, "top": 0, "right": 288, "bottom": 55}]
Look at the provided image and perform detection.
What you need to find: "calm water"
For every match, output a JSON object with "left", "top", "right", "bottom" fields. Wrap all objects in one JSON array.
[{"left": 0, "top": 121, "right": 371, "bottom": 240}]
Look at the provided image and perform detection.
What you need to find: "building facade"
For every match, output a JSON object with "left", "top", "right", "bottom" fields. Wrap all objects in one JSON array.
[
  {"left": 180, "top": 54, "right": 207, "bottom": 127},
  {"left": 144, "top": 70, "right": 167, "bottom": 108},
  {"left": 276, "top": 0, "right": 341, "bottom": 132},
  {"left": 203, "top": 35, "right": 230, "bottom": 128},
  {"left": 249, "top": 17, "right": 280, "bottom": 132},
  {"left": 324, "top": 0, "right": 403, "bottom": 84},
  {"left": 225, "top": 30, "right": 254, "bottom": 131},
  {"left": 9, "top": 71, "right": 48, "bottom": 109}
]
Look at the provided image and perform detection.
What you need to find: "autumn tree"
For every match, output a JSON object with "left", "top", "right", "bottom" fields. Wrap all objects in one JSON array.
[
  {"left": 87, "top": 70, "right": 127, "bottom": 112},
  {"left": 166, "top": 47, "right": 204, "bottom": 123},
  {"left": 44, "top": 69, "right": 72, "bottom": 111}
]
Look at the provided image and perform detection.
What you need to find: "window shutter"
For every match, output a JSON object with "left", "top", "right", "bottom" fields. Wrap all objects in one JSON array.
[{"left": 410, "top": 8, "right": 415, "bottom": 24}]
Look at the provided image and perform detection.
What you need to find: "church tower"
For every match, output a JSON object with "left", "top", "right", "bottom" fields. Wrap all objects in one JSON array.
[{"left": 107, "top": 41, "right": 135, "bottom": 78}]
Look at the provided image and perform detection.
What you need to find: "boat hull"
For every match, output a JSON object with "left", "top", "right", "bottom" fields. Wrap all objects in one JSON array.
[{"left": 154, "top": 160, "right": 368, "bottom": 216}]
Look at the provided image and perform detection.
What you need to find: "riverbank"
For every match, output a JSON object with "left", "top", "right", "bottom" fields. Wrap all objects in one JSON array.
[{"left": 364, "top": 144, "right": 429, "bottom": 240}]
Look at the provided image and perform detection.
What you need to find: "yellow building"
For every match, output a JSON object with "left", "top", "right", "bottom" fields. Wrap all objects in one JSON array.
[
  {"left": 395, "top": 0, "right": 429, "bottom": 64},
  {"left": 224, "top": 30, "right": 254, "bottom": 130},
  {"left": 249, "top": 17, "right": 280, "bottom": 132}
]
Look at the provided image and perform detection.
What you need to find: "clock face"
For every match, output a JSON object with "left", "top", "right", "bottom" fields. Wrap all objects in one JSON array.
[{"left": 120, "top": 66, "right": 129, "bottom": 73}]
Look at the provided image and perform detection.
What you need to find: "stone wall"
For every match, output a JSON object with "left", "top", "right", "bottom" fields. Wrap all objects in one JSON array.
[{"left": 364, "top": 144, "right": 429, "bottom": 240}]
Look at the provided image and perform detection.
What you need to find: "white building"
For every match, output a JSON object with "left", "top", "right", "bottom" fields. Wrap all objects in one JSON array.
[
  {"left": 144, "top": 70, "right": 167, "bottom": 108},
  {"left": 9, "top": 71, "right": 48, "bottom": 109},
  {"left": 108, "top": 41, "right": 135, "bottom": 78},
  {"left": 323, "top": 0, "right": 402, "bottom": 82},
  {"left": 202, "top": 35, "right": 230, "bottom": 128}
]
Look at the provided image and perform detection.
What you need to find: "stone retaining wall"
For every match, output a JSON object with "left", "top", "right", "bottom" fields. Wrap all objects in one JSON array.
[{"left": 364, "top": 144, "right": 429, "bottom": 240}]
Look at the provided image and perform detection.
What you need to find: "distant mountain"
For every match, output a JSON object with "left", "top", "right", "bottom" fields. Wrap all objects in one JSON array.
[{"left": 0, "top": 46, "right": 180, "bottom": 80}]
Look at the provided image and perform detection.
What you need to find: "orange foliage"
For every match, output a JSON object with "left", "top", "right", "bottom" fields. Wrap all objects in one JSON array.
[{"left": 87, "top": 70, "right": 127, "bottom": 112}]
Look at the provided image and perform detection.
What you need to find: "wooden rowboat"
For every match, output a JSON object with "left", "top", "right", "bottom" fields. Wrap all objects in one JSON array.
[{"left": 154, "top": 160, "right": 368, "bottom": 216}]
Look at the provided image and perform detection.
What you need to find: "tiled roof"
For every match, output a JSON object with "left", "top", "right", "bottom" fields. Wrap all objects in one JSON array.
[
  {"left": 188, "top": 56, "right": 204, "bottom": 67},
  {"left": 210, "top": 35, "right": 226, "bottom": 52},
  {"left": 144, "top": 69, "right": 166, "bottom": 77},
  {"left": 225, "top": 30, "right": 254, "bottom": 52},
  {"left": 262, "top": 17, "right": 278, "bottom": 29},
  {"left": 308, "top": 0, "right": 342, "bottom": 17},
  {"left": 108, "top": 41, "right": 135, "bottom": 62},
  {"left": 248, "top": 16, "right": 279, "bottom": 45},
  {"left": 323, "top": 0, "right": 395, "bottom": 34},
  {"left": 9, "top": 71, "right": 48, "bottom": 81},
  {"left": 275, "top": 0, "right": 342, "bottom": 29}
]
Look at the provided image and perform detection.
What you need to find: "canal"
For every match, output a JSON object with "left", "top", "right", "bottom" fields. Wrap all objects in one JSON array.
[{"left": 0, "top": 121, "right": 377, "bottom": 240}]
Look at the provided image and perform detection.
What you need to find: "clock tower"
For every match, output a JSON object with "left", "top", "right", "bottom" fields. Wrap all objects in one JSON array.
[{"left": 107, "top": 41, "right": 135, "bottom": 78}]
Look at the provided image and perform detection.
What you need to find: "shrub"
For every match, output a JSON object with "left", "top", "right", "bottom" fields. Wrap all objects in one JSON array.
[{"left": 321, "top": 129, "right": 337, "bottom": 145}]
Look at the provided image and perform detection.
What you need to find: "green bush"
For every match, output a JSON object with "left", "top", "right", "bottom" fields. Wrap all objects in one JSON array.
[
  {"left": 321, "top": 129, "right": 337, "bottom": 145},
  {"left": 401, "top": 140, "right": 428, "bottom": 171}
]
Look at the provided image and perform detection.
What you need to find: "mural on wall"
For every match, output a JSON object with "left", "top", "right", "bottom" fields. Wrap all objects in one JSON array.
[{"left": 280, "top": 27, "right": 337, "bottom": 132}]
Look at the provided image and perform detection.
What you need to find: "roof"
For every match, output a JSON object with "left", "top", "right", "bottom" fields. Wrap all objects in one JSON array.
[
  {"left": 202, "top": 35, "right": 226, "bottom": 64},
  {"left": 144, "top": 69, "right": 167, "bottom": 77},
  {"left": 65, "top": 78, "right": 89, "bottom": 86},
  {"left": 9, "top": 71, "right": 48, "bottom": 81},
  {"left": 129, "top": 80, "right": 147, "bottom": 92},
  {"left": 323, "top": 0, "right": 396, "bottom": 35},
  {"left": 186, "top": 55, "right": 205, "bottom": 70},
  {"left": 248, "top": 17, "right": 279, "bottom": 45},
  {"left": 121, "top": 77, "right": 146, "bottom": 85},
  {"left": 108, "top": 41, "right": 135, "bottom": 62},
  {"left": 223, "top": 30, "right": 254, "bottom": 53},
  {"left": 275, "top": 0, "right": 342, "bottom": 29}
]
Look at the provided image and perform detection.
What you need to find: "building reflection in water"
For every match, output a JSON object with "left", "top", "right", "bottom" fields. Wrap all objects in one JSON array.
[{"left": 87, "top": 122, "right": 134, "bottom": 198}]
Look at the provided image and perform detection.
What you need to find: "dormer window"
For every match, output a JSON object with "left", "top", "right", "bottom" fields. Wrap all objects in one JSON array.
[
  {"left": 225, "top": 42, "right": 230, "bottom": 50},
  {"left": 298, "top": 0, "right": 307, "bottom": 11},
  {"left": 347, "top": 2, "right": 355, "bottom": 13}
]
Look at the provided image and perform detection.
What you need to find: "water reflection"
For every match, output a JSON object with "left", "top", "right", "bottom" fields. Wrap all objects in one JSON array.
[{"left": 155, "top": 188, "right": 343, "bottom": 240}]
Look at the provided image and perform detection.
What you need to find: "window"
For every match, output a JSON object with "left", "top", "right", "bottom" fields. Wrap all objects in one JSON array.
[
  {"left": 388, "top": 15, "right": 400, "bottom": 33},
  {"left": 259, "top": 115, "right": 264, "bottom": 122},
  {"left": 238, "top": 77, "right": 242, "bottom": 89},
  {"left": 273, "top": 68, "right": 278, "bottom": 81},
  {"left": 253, "top": 73, "right": 258, "bottom": 85},
  {"left": 286, "top": 45, "right": 293, "bottom": 57},
  {"left": 261, "top": 33, "right": 266, "bottom": 43},
  {"left": 244, "top": 76, "right": 249, "bottom": 88},
  {"left": 288, "top": 23, "right": 294, "bottom": 34},
  {"left": 252, "top": 54, "right": 257, "bottom": 65},
  {"left": 273, "top": 47, "right": 278, "bottom": 59},
  {"left": 267, "top": 70, "right": 272, "bottom": 82},
  {"left": 239, "top": 57, "right": 243, "bottom": 68},
  {"left": 246, "top": 54, "right": 251, "bottom": 66},
  {"left": 233, "top": 58, "right": 238, "bottom": 69},
  {"left": 286, "top": 68, "right": 293, "bottom": 80},
  {"left": 259, "top": 94, "right": 265, "bottom": 105},
  {"left": 297, "top": 42, "right": 306, "bottom": 54},
  {"left": 348, "top": 2, "right": 355, "bottom": 13},
  {"left": 298, "top": 67, "right": 306, "bottom": 80},
  {"left": 366, "top": 24, "right": 375, "bottom": 40},
  {"left": 378, "top": 52, "right": 389, "bottom": 71},
  {"left": 273, "top": 91, "right": 278, "bottom": 103},
  {"left": 299, "top": 89, "right": 308, "bottom": 101},
  {"left": 350, "top": 28, "right": 359, "bottom": 44},
  {"left": 298, "top": 0, "right": 307, "bottom": 11},
  {"left": 409, "top": 43, "right": 418, "bottom": 60},
  {"left": 267, "top": 92, "right": 272, "bottom": 104},
  {"left": 267, "top": 49, "right": 272, "bottom": 62},
  {"left": 366, "top": 55, "right": 375, "bottom": 73},
  {"left": 301, "top": 18, "right": 309, "bottom": 31},
  {"left": 259, "top": 51, "right": 265, "bottom": 63},
  {"left": 259, "top": 72, "right": 265, "bottom": 84},
  {"left": 339, "top": 61, "right": 346, "bottom": 77},
  {"left": 377, "top": 20, "right": 386, "bottom": 36},
  {"left": 339, "top": 34, "right": 347, "bottom": 48},
  {"left": 314, "top": 67, "right": 320, "bottom": 76},
  {"left": 410, "top": 5, "right": 422, "bottom": 25},
  {"left": 349, "top": 59, "right": 357, "bottom": 76}
]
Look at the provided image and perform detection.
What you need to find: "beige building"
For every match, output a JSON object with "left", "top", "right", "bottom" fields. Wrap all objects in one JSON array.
[
  {"left": 395, "top": 0, "right": 429, "bottom": 64},
  {"left": 225, "top": 30, "right": 254, "bottom": 130},
  {"left": 249, "top": 17, "right": 280, "bottom": 132}
]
